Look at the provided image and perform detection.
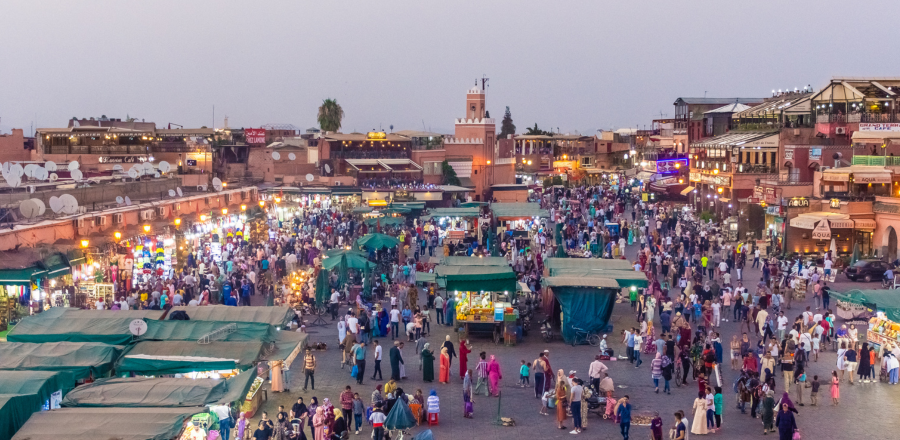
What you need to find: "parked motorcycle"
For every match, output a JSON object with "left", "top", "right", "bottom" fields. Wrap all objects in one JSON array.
[{"left": 540, "top": 318, "right": 553, "bottom": 343}]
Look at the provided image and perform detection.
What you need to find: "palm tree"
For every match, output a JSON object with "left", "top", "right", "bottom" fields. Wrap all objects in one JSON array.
[{"left": 317, "top": 99, "right": 344, "bottom": 133}]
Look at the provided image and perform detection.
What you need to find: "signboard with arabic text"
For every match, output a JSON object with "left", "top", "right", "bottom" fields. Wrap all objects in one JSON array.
[{"left": 245, "top": 128, "right": 267, "bottom": 144}]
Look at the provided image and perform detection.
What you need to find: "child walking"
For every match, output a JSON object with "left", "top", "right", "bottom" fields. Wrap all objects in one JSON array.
[
  {"left": 810, "top": 375, "right": 819, "bottom": 406},
  {"left": 519, "top": 361, "right": 531, "bottom": 387},
  {"left": 540, "top": 390, "right": 551, "bottom": 415},
  {"left": 352, "top": 393, "right": 365, "bottom": 434}
]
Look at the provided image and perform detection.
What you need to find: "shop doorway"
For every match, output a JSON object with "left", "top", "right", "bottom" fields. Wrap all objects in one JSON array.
[{"left": 887, "top": 226, "right": 898, "bottom": 261}]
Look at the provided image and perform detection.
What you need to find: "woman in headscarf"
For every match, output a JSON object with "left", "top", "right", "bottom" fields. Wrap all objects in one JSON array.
[
  {"left": 544, "top": 352, "right": 555, "bottom": 393},
  {"left": 307, "top": 397, "right": 319, "bottom": 435},
  {"left": 463, "top": 369, "right": 474, "bottom": 418},
  {"left": 439, "top": 346, "right": 451, "bottom": 384},
  {"left": 555, "top": 369, "right": 568, "bottom": 430},
  {"left": 371, "top": 385, "right": 383, "bottom": 409},
  {"left": 487, "top": 355, "right": 502, "bottom": 396},
  {"left": 421, "top": 343, "right": 435, "bottom": 382},
  {"left": 858, "top": 342, "right": 872, "bottom": 383},
  {"left": 441, "top": 335, "right": 456, "bottom": 369},
  {"left": 761, "top": 389, "right": 776, "bottom": 434},
  {"left": 459, "top": 339, "right": 472, "bottom": 380},
  {"left": 691, "top": 391, "right": 709, "bottom": 435},
  {"left": 775, "top": 391, "right": 798, "bottom": 414},
  {"left": 312, "top": 407, "right": 326, "bottom": 440},
  {"left": 775, "top": 402, "right": 798, "bottom": 440},
  {"left": 331, "top": 408, "right": 348, "bottom": 440}
]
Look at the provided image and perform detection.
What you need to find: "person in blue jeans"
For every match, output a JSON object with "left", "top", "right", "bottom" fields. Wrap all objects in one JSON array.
[
  {"left": 390, "top": 306, "right": 401, "bottom": 339},
  {"left": 617, "top": 395, "right": 632, "bottom": 440},
  {"left": 352, "top": 393, "right": 365, "bottom": 434}
]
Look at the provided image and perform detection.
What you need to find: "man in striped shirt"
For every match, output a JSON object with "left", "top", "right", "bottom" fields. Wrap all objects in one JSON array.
[{"left": 474, "top": 352, "right": 490, "bottom": 396}]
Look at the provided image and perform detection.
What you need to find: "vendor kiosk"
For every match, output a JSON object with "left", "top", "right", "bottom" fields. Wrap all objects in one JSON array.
[{"left": 436, "top": 265, "right": 517, "bottom": 344}]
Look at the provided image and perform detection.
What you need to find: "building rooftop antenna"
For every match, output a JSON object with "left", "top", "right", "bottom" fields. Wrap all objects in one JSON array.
[{"left": 481, "top": 75, "right": 490, "bottom": 92}]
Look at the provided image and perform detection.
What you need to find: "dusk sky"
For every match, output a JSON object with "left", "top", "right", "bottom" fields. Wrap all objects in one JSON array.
[{"left": 2, "top": 0, "right": 899, "bottom": 136}]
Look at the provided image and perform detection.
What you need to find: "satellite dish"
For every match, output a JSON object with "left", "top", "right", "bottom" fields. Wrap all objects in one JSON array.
[
  {"left": 168, "top": 189, "right": 176, "bottom": 197},
  {"left": 176, "top": 187, "right": 183, "bottom": 197},
  {"left": 324, "top": 163, "right": 332, "bottom": 173},
  {"left": 49, "top": 173, "right": 58, "bottom": 182},
  {"left": 158, "top": 161, "right": 171, "bottom": 173},
  {"left": 70, "top": 169, "right": 83, "bottom": 181},
  {"left": 305, "top": 174, "right": 314, "bottom": 182},
  {"left": 31, "top": 199, "right": 46, "bottom": 216},
  {"left": 212, "top": 177, "right": 223, "bottom": 191},
  {"left": 288, "top": 153, "right": 296, "bottom": 161},
  {"left": 128, "top": 168, "right": 139, "bottom": 179},
  {"left": 6, "top": 174, "right": 21, "bottom": 188},
  {"left": 34, "top": 167, "right": 48, "bottom": 181},
  {"left": 112, "top": 164, "right": 124, "bottom": 172},
  {"left": 142, "top": 162, "right": 154, "bottom": 173},
  {"left": 24, "top": 164, "right": 37, "bottom": 178},
  {"left": 129, "top": 319, "right": 148, "bottom": 336},
  {"left": 49, "top": 196, "right": 63, "bottom": 213},
  {"left": 116, "top": 196, "right": 124, "bottom": 205},
  {"left": 272, "top": 151, "right": 281, "bottom": 160},
  {"left": 19, "top": 200, "right": 39, "bottom": 218},
  {"left": 45, "top": 161, "right": 57, "bottom": 172},
  {"left": 67, "top": 161, "right": 80, "bottom": 172},
  {"left": 60, "top": 194, "right": 78, "bottom": 213},
  {"left": 124, "top": 196, "right": 132, "bottom": 206},
  {"left": 9, "top": 163, "right": 24, "bottom": 177}
]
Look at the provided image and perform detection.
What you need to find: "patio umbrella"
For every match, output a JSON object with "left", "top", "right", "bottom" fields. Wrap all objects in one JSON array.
[
  {"left": 315, "top": 269, "right": 329, "bottom": 306},
  {"left": 384, "top": 397, "right": 417, "bottom": 431},
  {"left": 358, "top": 233, "right": 401, "bottom": 250},
  {"left": 830, "top": 238, "right": 837, "bottom": 254},
  {"left": 852, "top": 243, "right": 861, "bottom": 265}
]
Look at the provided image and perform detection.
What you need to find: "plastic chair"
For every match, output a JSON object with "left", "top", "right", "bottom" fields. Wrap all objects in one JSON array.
[{"left": 427, "top": 412, "right": 439, "bottom": 426}]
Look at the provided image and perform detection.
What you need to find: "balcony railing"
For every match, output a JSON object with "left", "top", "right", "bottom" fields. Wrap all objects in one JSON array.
[
  {"left": 734, "top": 164, "right": 778, "bottom": 174},
  {"left": 816, "top": 113, "right": 897, "bottom": 124},
  {"left": 331, "top": 151, "right": 410, "bottom": 160},
  {"left": 851, "top": 155, "right": 900, "bottom": 166}
]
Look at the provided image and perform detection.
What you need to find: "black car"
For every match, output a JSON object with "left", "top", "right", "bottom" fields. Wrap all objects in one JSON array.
[{"left": 845, "top": 259, "right": 890, "bottom": 282}]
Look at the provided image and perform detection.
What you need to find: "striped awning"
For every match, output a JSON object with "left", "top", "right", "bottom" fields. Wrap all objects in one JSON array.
[{"left": 680, "top": 186, "right": 695, "bottom": 195}]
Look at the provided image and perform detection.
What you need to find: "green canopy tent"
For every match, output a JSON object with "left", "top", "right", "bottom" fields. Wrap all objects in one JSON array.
[
  {"left": 357, "top": 233, "right": 401, "bottom": 250},
  {"left": 435, "top": 265, "right": 517, "bottom": 293},
  {"left": 829, "top": 289, "right": 900, "bottom": 322},
  {"left": 442, "top": 256, "right": 509, "bottom": 267},
  {"left": 490, "top": 202, "right": 550, "bottom": 219},
  {"left": 380, "top": 207, "right": 412, "bottom": 215},
  {"left": 0, "top": 370, "right": 76, "bottom": 440},
  {"left": 0, "top": 341, "right": 123, "bottom": 379},
  {"left": 543, "top": 277, "right": 621, "bottom": 344},
  {"left": 11, "top": 407, "right": 200, "bottom": 440},
  {"left": 116, "top": 340, "right": 265, "bottom": 375},
  {"left": 321, "top": 249, "right": 373, "bottom": 292},
  {"left": 546, "top": 257, "right": 636, "bottom": 272},
  {"left": 415, "top": 272, "right": 436, "bottom": 285},
  {"left": 7, "top": 314, "right": 138, "bottom": 345},
  {"left": 141, "top": 321, "right": 278, "bottom": 343},
  {"left": 61, "top": 367, "right": 257, "bottom": 408},
  {"left": 364, "top": 216, "right": 404, "bottom": 227},
  {"left": 167, "top": 306, "right": 295, "bottom": 328},
  {"left": 548, "top": 269, "right": 649, "bottom": 289},
  {"left": 352, "top": 206, "right": 374, "bottom": 214}
]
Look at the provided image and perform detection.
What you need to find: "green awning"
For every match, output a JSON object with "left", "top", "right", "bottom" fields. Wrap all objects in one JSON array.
[
  {"left": 380, "top": 207, "right": 412, "bottom": 215},
  {"left": 0, "top": 370, "right": 79, "bottom": 440},
  {"left": 6, "top": 309, "right": 137, "bottom": 345},
  {"left": 42, "top": 252, "right": 71, "bottom": 278},
  {"left": 420, "top": 207, "right": 480, "bottom": 220},
  {"left": 436, "top": 265, "right": 517, "bottom": 293},
  {"left": 415, "top": 272, "right": 436, "bottom": 284},
  {"left": 390, "top": 201, "right": 425, "bottom": 209},
  {"left": 302, "top": 187, "right": 332, "bottom": 195},
  {"left": 116, "top": 341, "right": 265, "bottom": 375},
  {"left": 546, "top": 257, "right": 636, "bottom": 272},
  {"left": 552, "top": 286, "right": 617, "bottom": 344},
  {"left": 11, "top": 407, "right": 200, "bottom": 440},
  {"left": 0, "top": 267, "right": 42, "bottom": 286},
  {"left": 830, "top": 289, "right": 900, "bottom": 322},
  {"left": 66, "top": 249, "right": 86, "bottom": 266},
  {"left": 352, "top": 206, "right": 374, "bottom": 214},
  {"left": 1, "top": 394, "right": 41, "bottom": 440},
  {"left": 548, "top": 269, "right": 649, "bottom": 289}
]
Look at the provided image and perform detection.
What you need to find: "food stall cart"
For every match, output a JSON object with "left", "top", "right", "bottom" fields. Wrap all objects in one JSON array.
[
  {"left": 829, "top": 289, "right": 900, "bottom": 353},
  {"left": 435, "top": 265, "right": 518, "bottom": 344},
  {"left": 421, "top": 207, "right": 481, "bottom": 243}
]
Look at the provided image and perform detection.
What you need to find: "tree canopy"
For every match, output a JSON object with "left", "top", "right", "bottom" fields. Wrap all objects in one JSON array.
[
  {"left": 441, "top": 160, "right": 461, "bottom": 186},
  {"left": 317, "top": 99, "right": 344, "bottom": 133},
  {"left": 499, "top": 106, "right": 516, "bottom": 138},
  {"left": 524, "top": 123, "right": 552, "bottom": 136}
]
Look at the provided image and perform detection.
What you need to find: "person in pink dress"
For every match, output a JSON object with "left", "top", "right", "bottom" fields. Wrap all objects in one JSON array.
[
  {"left": 439, "top": 347, "right": 451, "bottom": 384},
  {"left": 487, "top": 355, "right": 502, "bottom": 396}
]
